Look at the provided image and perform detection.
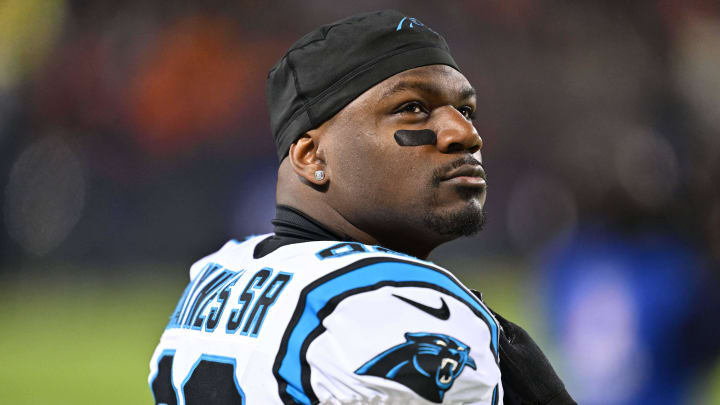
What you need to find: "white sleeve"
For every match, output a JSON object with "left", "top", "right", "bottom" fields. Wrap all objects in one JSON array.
[{"left": 273, "top": 258, "right": 503, "bottom": 405}]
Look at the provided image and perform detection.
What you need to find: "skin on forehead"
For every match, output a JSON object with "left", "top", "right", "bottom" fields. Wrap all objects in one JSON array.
[
  {"left": 379, "top": 74, "right": 476, "bottom": 104},
  {"left": 280, "top": 64, "right": 485, "bottom": 258}
]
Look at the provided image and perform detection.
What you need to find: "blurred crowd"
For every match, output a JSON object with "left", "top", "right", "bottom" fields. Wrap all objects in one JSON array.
[{"left": 1, "top": 1, "right": 719, "bottom": 404}]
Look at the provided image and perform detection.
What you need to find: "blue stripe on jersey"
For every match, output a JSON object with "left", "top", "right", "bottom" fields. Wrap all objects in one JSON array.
[{"left": 274, "top": 258, "right": 499, "bottom": 404}]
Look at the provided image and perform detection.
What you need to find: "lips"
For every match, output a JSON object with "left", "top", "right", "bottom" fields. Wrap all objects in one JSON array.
[{"left": 440, "top": 164, "right": 486, "bottom": 187}]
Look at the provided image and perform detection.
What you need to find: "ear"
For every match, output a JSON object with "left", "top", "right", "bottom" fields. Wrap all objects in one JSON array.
[{"left": 288, "top": 131, "right": 328, "bottom": 186}]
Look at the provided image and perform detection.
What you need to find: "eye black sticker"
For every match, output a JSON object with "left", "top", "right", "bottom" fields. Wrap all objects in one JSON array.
[{"left": 394, "top": 129, "right": 437, "bottom": 146}]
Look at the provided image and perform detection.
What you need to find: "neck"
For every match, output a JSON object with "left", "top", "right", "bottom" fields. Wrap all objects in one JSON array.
[
  {"left": 278, "top": 202, "right": 436, "bottom": 259},
  {"left": 284, "top": 199, "right": 381, "bottom": 245}
]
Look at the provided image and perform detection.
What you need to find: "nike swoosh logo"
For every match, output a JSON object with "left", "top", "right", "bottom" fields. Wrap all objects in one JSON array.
[{"left": 392, "top": 294, "right": 450, "bottom": 320}]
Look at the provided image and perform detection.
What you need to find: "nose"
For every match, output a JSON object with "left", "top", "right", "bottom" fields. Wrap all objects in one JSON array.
[{"left": 434, "top": 106, "right": 482, "bottom": 154}]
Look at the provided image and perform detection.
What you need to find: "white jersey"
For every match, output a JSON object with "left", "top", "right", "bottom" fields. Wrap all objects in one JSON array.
[{"left": 149, "top": 235, "right": 503, "bottom": 405}]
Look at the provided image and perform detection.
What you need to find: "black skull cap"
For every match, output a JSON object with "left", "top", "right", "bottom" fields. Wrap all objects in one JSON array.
[{"left": 267, "top": 10, "right": 459, "bottom": 161}]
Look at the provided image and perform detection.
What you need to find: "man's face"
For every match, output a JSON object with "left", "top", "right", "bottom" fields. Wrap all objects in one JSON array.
[{"left": 322, "top": 64, "right": 486, "bottom": 249}]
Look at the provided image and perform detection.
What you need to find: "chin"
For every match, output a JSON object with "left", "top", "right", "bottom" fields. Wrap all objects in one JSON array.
[{"left": 423, "top": 202, "right": 486, "bottom": 237}]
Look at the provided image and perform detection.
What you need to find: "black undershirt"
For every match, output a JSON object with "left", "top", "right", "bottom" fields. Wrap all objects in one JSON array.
[{"left": 253, "top": 205, "right": 352, "bottom": 258}]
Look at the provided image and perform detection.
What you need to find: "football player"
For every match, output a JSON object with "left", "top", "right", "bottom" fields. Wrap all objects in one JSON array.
[{"left": 149, "top": 10, "right": 575, "bottom": 405}]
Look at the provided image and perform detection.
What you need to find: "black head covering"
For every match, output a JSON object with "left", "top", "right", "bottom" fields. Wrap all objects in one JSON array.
[{"left": 266, "top": 9, "right": 459, "bottom": 161}]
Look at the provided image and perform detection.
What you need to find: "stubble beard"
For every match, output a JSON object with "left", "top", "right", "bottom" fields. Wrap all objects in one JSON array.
[{"left": 423, "top": 195, "right": 487, "bottom": 237}]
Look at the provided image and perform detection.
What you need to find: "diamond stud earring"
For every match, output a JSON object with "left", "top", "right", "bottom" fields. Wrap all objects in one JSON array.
[{"left": 314, "top": 170, "right": 325, "bottom": 181}]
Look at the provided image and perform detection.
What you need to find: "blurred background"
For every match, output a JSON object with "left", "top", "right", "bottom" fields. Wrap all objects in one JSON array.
[{"left": 1, "top": 1, "right": 719, "bottom": 404}]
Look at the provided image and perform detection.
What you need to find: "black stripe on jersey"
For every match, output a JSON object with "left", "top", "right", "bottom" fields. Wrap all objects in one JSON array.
[{"left": 272, "top": 256, "right": 499, "bottom": 404}]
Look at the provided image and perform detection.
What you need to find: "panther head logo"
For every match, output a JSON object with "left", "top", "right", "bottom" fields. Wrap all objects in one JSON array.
[{"left": 355, "top": 332, "right": 476, "bottom": 403}]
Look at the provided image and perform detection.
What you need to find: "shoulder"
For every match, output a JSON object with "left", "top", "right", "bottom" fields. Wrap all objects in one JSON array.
[
  {"left": 284, "top": 241, "right": 484, "bottom": 313},
  {"left": 277, "top": 250, "right": 500, "bottom": 356},
  {"left": 186, "top": 235, "right": 270, "bottom": 280},
  {"left": 273, "top": 242, "right": 502, "bottom": 405}
]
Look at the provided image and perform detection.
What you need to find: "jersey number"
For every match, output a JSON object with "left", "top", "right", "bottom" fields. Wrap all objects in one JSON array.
[{"left": 151, "top": 352, "right": 245, "bottom": 405}]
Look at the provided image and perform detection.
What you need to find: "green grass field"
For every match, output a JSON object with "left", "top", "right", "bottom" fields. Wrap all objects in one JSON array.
[{"left": 0, "top": 274, "right": 185, "bottom": 405}]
